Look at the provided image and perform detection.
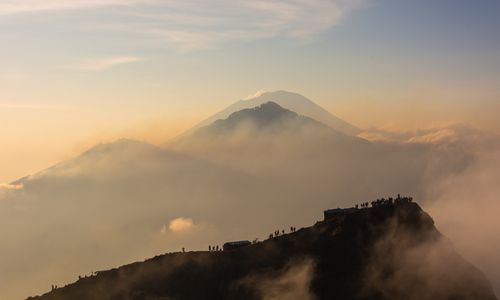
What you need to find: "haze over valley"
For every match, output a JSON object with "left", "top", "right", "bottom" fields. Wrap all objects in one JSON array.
[
  {"left": 2, "top": 1, "right": 500, "bottom": 299},
  {"left": 0, "top": 91, "right": 498, "bottom": 299}
]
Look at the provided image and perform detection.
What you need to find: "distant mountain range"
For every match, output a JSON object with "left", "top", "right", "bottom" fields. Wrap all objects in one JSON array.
[
  {"left": 0, "top": 91, "right": 490, "bottom": 299},
  {"left": 182, "top": 90, "right": 360, "bottom": 136},
  {"left": 28, "top": 202, "right": 497, "bottom": 300}
]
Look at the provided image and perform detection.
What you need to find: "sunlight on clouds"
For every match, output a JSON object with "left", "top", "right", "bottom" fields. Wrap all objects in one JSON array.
[
  {"left": 0, "top": 183, "right": 23, "bottom": 200},
  {"left": 244, "top": 90, "right": 267, "bottom": 100},
  {"left": 141, "top": 0, "right": 354, "bottom": 49},
  {"left": 358, "top": 123, "right": 493, "bottom": 145},
  {"left": 162, "top": 217, "right": 195, "bottom": 234},
  {"left": 0, "top": 0, "right": 369, "bottom": 50},
  {"left": 0, "top": 0, "right": 147, "bottom": 14},
  {"left": 65, "top": 56, "right": 144, "bottom": 71},
  {"left": 0, "top": 183, "right": 23, "bottom": 190}
]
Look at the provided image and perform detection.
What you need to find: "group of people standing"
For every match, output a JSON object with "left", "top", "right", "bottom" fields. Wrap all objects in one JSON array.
[
  {"left": 208, "top": 245, "right": 222, "bottom": 251},
  {"left": 268, "top": 226, "right": 297, "bottom": 240},
  {"left": 355, "top": 194, "right": 413, "bottom": 209}
]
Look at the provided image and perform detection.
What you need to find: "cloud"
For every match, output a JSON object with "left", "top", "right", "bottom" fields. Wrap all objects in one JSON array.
[
  {"left": 0, "top": 183, "right": 23, "bottom": 200},
  {"left": 360, "top": 124, "right": 500, "bottom": 296},
  {"left": 4, "top": 116, "right": 499, "bottom": 299},
  {"left": 0, "top": 183, "right": 23, "bottom": 190},
  {"left": 1, "top": 1, "right": 370, "bottom": 50},
  {"left": 165, "top": 217, "right": 194, "bottom": 234},
  {"left": 239, "top": 258, "right": 317, "bottom": 300},
  {"left": 244, "top": 90, "right": 267, "bottom": 100},
  {"left": 362, "top": 212, "right": 497, "bottom": 300},
  {"left": 359, "top": 123, "right": 497, "bottom": 146},
  {"left": 65, "top": 56, "right": 144, "bottom": 71},
  {"left": 426, "top": 148, "right": 500, "bottom": 296},
  {"left": 0, "top": 0, "right": 147, "bottom": 15},
  {"left": 138, "top": 0, "right": 357, "bottom": 49}
]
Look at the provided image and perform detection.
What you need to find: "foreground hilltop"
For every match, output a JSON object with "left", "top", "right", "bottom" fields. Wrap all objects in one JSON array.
[{"left": 29, "top": 201, "right": 496, "bottom": 300}]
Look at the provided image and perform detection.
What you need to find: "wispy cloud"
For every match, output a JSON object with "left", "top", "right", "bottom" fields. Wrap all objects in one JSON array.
[
  {"left": 65, "top": 56, "right": 144, "bottom": 71},
  {"left": 0, "top": 0, "right": 147, "bottom": 15},
  {"left": 1, "top": 0, "right": 370, "bottom": 50},
  {"left": 136, "top": 0, "right": 357, "bottom": 50},
  {"left": 244, "top": 90, "right": 267, "bottom": 100}
]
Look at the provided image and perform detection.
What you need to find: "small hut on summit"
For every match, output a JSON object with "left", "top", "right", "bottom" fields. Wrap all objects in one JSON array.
[{"left": 223, "top": 240, "right": 251, "bottom": 251}]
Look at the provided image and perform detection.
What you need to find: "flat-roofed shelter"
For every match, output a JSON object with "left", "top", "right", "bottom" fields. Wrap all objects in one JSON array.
[{"left": 223, "top": 240, "right": 251, "bottom": 251}]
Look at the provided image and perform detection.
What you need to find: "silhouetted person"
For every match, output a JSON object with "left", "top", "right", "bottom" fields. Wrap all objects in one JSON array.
[
  {"left": 182, "top": 247, "right": 185, "bottom": 252},
  {"left": 209, "top": 245, "right": 212, "bottom": 251}
]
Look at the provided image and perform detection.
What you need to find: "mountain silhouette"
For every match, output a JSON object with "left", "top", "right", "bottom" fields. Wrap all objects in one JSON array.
[
  {"left": 0, "top": 138, "right": 279, "bottom": 299},
  {"left": 191, "top": 101, "right": 337, "bottom": 137},
  {"left": 28, "top": 202, "right": 497, "bottom": 300},
  {"left": 182, "top": 90, "right": 360, "bottom": 136},
  {"left": 0, "top": 97, "right": 490, "bottom": 299}
]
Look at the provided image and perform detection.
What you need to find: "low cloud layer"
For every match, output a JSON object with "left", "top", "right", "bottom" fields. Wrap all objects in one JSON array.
[
  {"left": 363, "top": 215, "right": 496, "bottom": 300},
  {"left": 360, "top": 124, "right": 500, "bottom": 295},
  {"left": 359, "top": 123, "right": 496, "bottom": 146},
  {"left": 0, "top": 118, "right": 499, "bottom": 299},
  {"left": 0, "top": 183, "right": 23, "bottom": 190},
  {"left": 426, "top": 148, "right": 500, "bottom": 296},
  {"left": 0, "top": 183, "right": 23, "bottom": 198},
  {"left": 240, "top": 257, "right": 317, "bottom": 300}
]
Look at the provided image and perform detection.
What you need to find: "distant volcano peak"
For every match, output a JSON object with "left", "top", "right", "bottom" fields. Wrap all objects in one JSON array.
[
  {"left": 224, "top": 101, "right": 297, "bottom": 122},
  {"left": 191, "top": 100, "right": 330, "bottom": 137},
  {"left": 181, "top": 90, "right": 360, "bottom": 137}
]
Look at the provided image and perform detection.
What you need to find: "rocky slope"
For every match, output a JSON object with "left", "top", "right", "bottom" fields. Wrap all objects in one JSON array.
[{"left": 28, "top": 202, "right": 496, "bottom": 300}]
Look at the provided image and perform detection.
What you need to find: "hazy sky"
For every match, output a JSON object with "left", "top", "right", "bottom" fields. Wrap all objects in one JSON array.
[{"left": 1, "top": 0, "right": 500, "bottom": 182}]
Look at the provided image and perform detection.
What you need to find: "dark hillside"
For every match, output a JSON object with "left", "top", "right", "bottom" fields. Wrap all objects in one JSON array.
[
  {"left": 29, "top": 202, "right": 497, "bottom": 300},
  {"left": 191, "top": 101, "right": 335, "bottom": 137}
]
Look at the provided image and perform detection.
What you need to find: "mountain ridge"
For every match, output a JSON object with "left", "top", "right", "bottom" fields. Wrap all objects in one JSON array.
[
  {"left": 181, "top": 90, "right": 360, "bottom": 137},
  {"left": 28, "top": 201, "right": 497, "bottom": 300}
]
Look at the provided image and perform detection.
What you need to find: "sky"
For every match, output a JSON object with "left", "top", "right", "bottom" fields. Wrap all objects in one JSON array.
[{"left": 1, "top": 0, "right": 500, "bottom": 182}]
